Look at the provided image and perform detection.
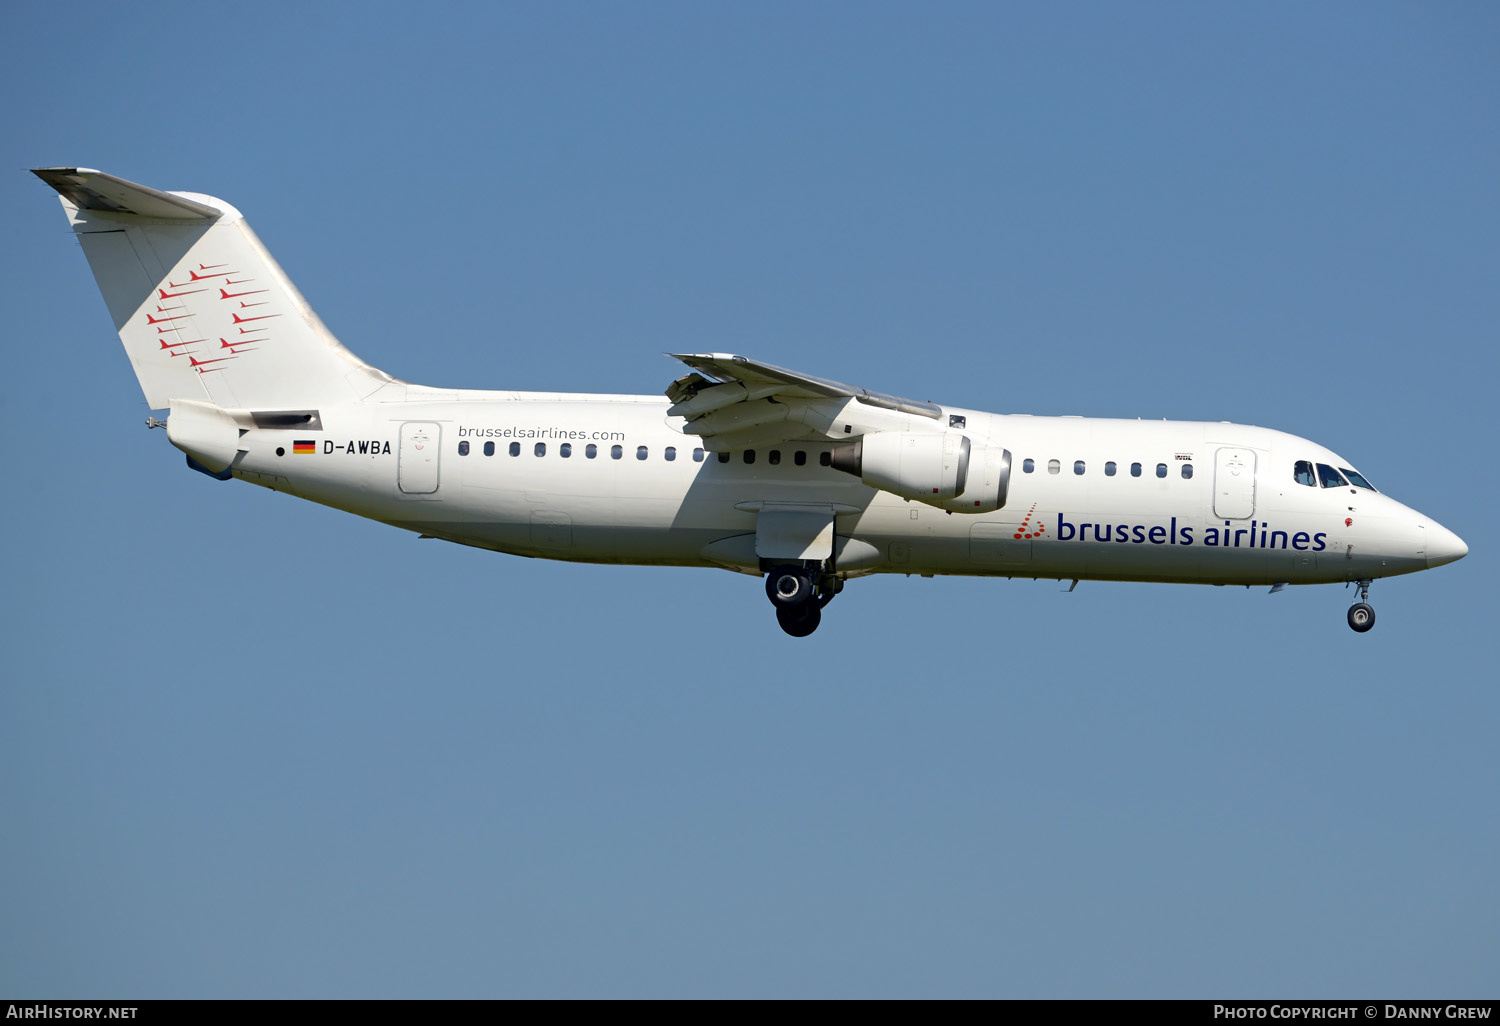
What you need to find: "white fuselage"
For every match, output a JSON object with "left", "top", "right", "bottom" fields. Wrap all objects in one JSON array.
[
  {"left": 34, "top": 166, "right": 1467, "bottom": 634},
  {"left": 219, "top": 388, "right": 1459, "bottom": 588}
]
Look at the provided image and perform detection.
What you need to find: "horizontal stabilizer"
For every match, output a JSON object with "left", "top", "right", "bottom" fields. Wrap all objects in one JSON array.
[{"left": 32, "top": 167, "right": 222, "bottom": 220}]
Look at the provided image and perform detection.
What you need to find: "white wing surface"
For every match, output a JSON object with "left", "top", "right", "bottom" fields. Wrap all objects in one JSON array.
[{"left": 665, "top": 353, "right": 941, "bottom": 452}]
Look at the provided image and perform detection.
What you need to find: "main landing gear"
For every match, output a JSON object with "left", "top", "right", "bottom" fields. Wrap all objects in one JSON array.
[
  {"left": 1347, "top": 578, "right": 1375, "bottom": 633},
  {"left": 765, "top": 563, "right": 842, "bottom": 637}
]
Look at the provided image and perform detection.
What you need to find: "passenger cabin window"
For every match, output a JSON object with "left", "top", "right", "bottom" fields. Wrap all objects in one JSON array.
[
  {"left": 611, "top": 445, "right": 623, "bottom": 460},
  {"left": 1074, "top": 460, "right": 1086, "bottom": 475},
  {"left": 1156, "top": 463, "right": 1167, "bottom": 478},
  {"left": 1105, "top": 461, "right": 1116, "bottom": 476},
  {"left": 509, "top": 442, "right": 521, "bottom": 457},
  {"left": 637, "top": 446, "right": 649, "bottom": 460},
  {"left": 768, "top": 450, "right": 781, "bottom": 466},
  {"left": 586, "top": 443, "right": 597, "bottom": 459},
  {"left": 1023, "top": 458, "right": 1035, "bottom": 473},
  {"left": 819, "top": 451, "right": 832, "bottom": 467},
  {"left": 744, "top": 450, "right": 756, "bottom": 464},
  {"left": 1181, "top": 463, "right": 1193, "bottom": 479},
  {"left": 1047, "top": 459, "right": 1060, "bottom": 475},
  {"left": 717, "top": 452, "right": 731, "bottom": 464},
  {"left": 694, "top": 448, "right": 705, "bottom": 462},
  {"left": 1342, "top": 468, "right": 1376, "bottom": 491},
  {"left": 534, "top": 443, "right": 546, "bottom": 457},
  {"left": 1131, "top": 462, "right": 1142, "bottom": 477},
  {"left": 665, "top": 446, "right": 676, "bottom": 462},
  {"left": 794, "top": 451, "right": 806, "bottom": 466},
  {"left": 458, "top": 441, "right": 470, "bottom": 456},
  {"left": 1294, "top": 460, "right": 1316, "bottom": 486},
  {"left": 560, "top": 443, "right": 572, "bottom": 458},
  {"left": 484, "top": 441, "right": 495, "bottom": 456},
  {"left": 1317, "top": 463, "right": 1349, "bottom": 488}
]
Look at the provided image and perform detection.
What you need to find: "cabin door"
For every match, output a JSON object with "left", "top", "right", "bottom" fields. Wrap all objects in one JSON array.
[
  {"left": 1213, "top": 447, "right": 1256, "bottom": 520},
  {"left": 398, "top": 421, "right": 441, "bottom": 494}
]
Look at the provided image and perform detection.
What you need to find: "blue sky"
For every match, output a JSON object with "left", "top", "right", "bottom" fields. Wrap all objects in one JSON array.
[{"left": 2, "top": 1, "right": 1495, "bottom": 998}]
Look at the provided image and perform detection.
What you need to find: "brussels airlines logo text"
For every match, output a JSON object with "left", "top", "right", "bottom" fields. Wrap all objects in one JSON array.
[{"left": 1055, "top": 514, "right": 1327, "bottom": 552}]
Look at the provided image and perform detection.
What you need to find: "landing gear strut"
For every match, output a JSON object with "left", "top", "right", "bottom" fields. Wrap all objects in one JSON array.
[
  {"left": 765, "top": 563, "right": 840, "bottom": 637},
  {"left": 1347, "top": 579, "right": 1375, "bottom": 633}
]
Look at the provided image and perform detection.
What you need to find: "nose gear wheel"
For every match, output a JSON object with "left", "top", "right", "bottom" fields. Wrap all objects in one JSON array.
[{"left": 1346, "top": 579, "right": 1375, "bottom": 633}]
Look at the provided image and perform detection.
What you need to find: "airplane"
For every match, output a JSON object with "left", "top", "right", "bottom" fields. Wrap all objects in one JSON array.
[{"left": 34, "top": 167, "right": 1467, "bottom": 637}]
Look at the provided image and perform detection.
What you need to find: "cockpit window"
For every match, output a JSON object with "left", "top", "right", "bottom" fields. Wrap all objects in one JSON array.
[
  {"left": 1294, "top": 460, "right": 1316, "bottom": 487},
  {"left": 1341, "top": 468, "right": 1376, "bottom": 491},
  {"left": 1316, "top": 463, "right": 1349, "bottom": 489}
]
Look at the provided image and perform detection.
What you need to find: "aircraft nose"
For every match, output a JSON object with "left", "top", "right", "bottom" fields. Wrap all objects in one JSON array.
[{"left": 1425, "top": 521, "right": 1468, "bottom": 568}]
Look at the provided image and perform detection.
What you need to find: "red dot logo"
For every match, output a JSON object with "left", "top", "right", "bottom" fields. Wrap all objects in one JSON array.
[{"left": 1015, "top": 504, "right": 1046, "bottom": 540}]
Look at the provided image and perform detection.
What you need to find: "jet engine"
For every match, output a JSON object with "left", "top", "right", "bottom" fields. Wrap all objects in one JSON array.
[{"left": 830, "top": 432, "right": 1010, "bottom": 513}]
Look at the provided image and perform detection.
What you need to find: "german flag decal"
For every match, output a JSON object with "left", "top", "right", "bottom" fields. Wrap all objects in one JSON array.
[{"left": 293, "top": 440, "right": 317, "bottom": 454}]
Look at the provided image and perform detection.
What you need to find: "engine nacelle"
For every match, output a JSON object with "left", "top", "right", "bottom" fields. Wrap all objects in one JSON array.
[
  {"left": 830, "top": 432, "right": 1010, "bottom": 513},
  {"left": 830, "top": 431, "right": 969, "bottom": 501},
  {"left": 933, "top": 443, "right": 1011, "bottom": 513}
]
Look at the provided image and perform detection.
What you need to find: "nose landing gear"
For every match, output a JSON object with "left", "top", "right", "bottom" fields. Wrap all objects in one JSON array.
[
  {"left": 766, "top": 563, "right": 841, "bottom": 637},
  {"left": 1347, "top": 579, "right": 1375, "bottom": 633}
]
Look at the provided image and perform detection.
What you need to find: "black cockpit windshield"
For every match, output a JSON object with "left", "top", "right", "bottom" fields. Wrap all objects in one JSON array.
[
  {"left": 1296, "top": 460, "right": 1376, "bottom": 491},
  {"left": 1316, "top": 463, "right": 1349, "bottom": 488}
]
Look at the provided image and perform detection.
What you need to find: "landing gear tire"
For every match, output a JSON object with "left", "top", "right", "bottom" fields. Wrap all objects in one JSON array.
[
  {"left": 766, "top": 565, "right": 814, "bottom": 608},
  {"left": 1347, "top": 578, "right": 1375, "bottom": 633},
  {"left": 1347, "top": 602, "right": 1375, "bottom": 633},
  {"left": 777, "top": 603, "right": 822, "bottom": 637}
]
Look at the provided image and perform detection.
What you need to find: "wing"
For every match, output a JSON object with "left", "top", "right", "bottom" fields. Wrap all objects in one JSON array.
[{"left": 665, "top": 353, "right": 942, "bottom": 451}]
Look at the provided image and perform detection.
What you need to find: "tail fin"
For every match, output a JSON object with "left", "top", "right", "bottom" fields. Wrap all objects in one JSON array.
[{"left": 35, "top": 167, "right": 391, "bottom": 410}]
